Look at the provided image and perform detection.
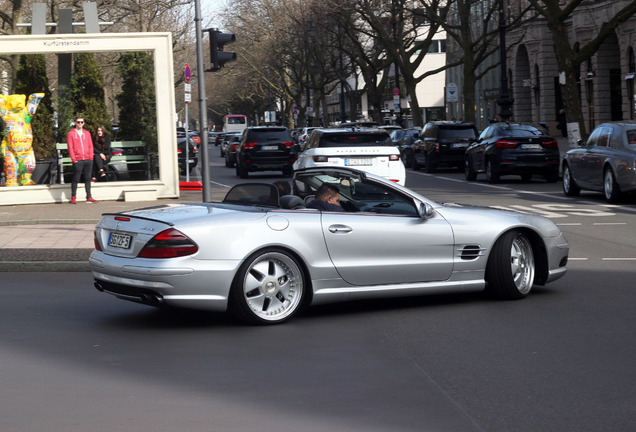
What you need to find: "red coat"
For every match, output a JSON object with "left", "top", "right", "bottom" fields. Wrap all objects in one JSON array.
[{"left": 67, "top": 128, "right": 94, "bottom": 163}]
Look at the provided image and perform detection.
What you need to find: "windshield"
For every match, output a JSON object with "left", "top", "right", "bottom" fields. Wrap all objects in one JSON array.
[
  {"left": 439, "top": 127, "right": 476, "bottom": 140},
  {"left": 497, "top": 125, "right": 544, "bottom": 137},
  {"left": 319, "top": 133, "right": 392, "bottom": 147}
]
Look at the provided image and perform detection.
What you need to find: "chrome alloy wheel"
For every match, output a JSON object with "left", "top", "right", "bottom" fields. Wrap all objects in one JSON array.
[
  {"left": 509, "top": 233, "right": 535, "bottom": 295},
  {"left": 240, "top": 251, "right": 304, "bottom": 323}
]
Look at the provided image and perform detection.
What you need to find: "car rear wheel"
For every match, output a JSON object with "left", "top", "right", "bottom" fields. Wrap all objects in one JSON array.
[
  {"left": 464, "top": 157, "right": 477, "bottom": 181},
  {"left": 603, "top": 168, "right": 621, "bottom": 203},
  {"left": 424, "top": 154, "right": 436, "bottom": 173},
  {"left": 486, "top": 159, "right": 499, "bottom": 183},
  {"left": 562, "top": 164, "right": 580, "bottom": 196},
  {"left": 237, "top": 163, "right": 249, "bottom": 179},
  {"left": 230, "top": 249, "right": 306, "bottom": 325},
  {"left": 486, "top": 230, "right": 535, "bottom": 299}
]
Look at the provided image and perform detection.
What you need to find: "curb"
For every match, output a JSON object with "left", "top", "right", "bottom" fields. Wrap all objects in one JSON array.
[{"left": 0, "top": 248, "right": 92, "bottom": 272}]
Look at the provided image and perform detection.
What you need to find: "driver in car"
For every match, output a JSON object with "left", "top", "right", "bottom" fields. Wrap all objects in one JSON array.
[{"left": 306, "top": 184, "right": 344, "bottom": 211}]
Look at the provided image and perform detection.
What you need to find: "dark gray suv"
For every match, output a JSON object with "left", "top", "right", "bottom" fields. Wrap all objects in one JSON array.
[
  {"left": 410, "top": 121, "right": 478, "bottom": 172},
  {"left": 235, "top": 126, "right": 296, "bottom": 178}
]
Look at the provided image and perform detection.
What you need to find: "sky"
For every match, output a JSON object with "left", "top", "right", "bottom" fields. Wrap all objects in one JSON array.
[{"left": 199, "top": 0, "right": 228, "bottom": 29}]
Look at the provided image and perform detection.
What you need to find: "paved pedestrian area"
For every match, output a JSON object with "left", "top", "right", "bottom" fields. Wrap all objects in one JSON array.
[{"left": 0, "top": 224, "right": 96, "bottom": 249}]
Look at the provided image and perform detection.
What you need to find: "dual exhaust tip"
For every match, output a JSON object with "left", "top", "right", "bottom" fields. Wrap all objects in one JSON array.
[{"left": 94, "top": 281, "right": 165, "bottom": 307}]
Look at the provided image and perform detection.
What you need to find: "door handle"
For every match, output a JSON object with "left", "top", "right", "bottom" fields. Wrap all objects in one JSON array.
[{"left": 328, "top": 224, "right": 352, "bottom": 234}]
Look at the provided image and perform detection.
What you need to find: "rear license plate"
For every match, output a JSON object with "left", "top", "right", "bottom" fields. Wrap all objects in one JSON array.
[
  {"left": 452, "top": 143, "right": 468, "bottom": 148},
  {"left": 522, "top": 144, "right": 541, "bottom": 149},
  {"left": 345, "top": 158, "right": 373, "bottom": 166},
  {"left": 262, "top": 145, "right": 278, "bottom": 150},
  {"left": 108, "top": 232, "right": 132, "bottom": 249}
]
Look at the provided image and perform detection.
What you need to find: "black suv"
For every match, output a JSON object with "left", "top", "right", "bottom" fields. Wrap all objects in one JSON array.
[
  {"left": 235, "top": 126, "right": 296, "bottom": 178},
  {"left": 410, "top": 121, "right": 477, "bottom": 172}
]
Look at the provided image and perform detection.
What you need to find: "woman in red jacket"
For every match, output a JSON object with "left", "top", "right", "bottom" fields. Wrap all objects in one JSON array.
[{"left": 66, "top": 115, "right": 98, "bottom": 204}]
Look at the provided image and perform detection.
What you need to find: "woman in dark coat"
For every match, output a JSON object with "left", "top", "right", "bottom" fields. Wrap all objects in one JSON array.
[{"left": 93, "top": 125, "right": 112, "bottom": 180}]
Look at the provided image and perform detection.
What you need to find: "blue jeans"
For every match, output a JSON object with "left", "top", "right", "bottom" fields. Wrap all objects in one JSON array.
[{"left": 71, "top": 159, "right": 93, "bottom": 198}]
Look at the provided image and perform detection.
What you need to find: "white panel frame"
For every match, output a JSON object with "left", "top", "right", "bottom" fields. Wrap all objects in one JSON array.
[{"left": 0, "top": 33, "right": 179, "bottom": 205}]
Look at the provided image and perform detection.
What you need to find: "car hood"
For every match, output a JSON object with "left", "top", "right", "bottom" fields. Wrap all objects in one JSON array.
[{"left": 436, "top": 202, "right": 563, "bottom": 238}]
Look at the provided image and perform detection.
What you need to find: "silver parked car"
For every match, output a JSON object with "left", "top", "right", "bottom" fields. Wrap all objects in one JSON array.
[
  {"left": 562, "top": 121, "right": 636, "bottom": 202},
  {"left": 90, "top": 167, "right": 569, "bottom": 325}
]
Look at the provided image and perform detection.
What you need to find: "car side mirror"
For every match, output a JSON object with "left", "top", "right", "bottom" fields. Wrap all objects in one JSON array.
[{"left": 418, "top": 202, "right": 435, "bottom": 219}]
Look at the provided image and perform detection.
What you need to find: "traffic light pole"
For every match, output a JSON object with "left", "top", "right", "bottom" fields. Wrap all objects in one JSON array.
[{"left": 194, "top": 0, "right": 212, "bottom": 202}]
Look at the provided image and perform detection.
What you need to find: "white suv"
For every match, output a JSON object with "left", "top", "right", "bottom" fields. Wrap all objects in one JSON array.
[{"left": 293, "top": 128, "right": 406, "bottom": 185}]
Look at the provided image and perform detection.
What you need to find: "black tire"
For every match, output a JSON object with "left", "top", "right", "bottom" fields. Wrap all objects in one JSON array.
[
  {"left": 485, "top": 230, "right": 535, "bottom": 300},
  {"left": 282, "top": 164, "right": 293, "bottom": 177},
  {"left": 229, "top": 248, "right": 306, "bottom": 325},
  {"left": 562, "top": 163, "right": 580, "bottom": 196},
  {"left": 237, "top": 162, "right": 248, "bottom": 179},
  {"left": 486, "top": 159, "right": 499, "bottom": 183},
  {"left": 603, "top": 168, "right": 621, "bottom": 203},
  {"left": 424, "top": 154, "right": 435, "bottom": 173},
  {"left": 464, "top": 157, "right": 477, "bottom": 181}
]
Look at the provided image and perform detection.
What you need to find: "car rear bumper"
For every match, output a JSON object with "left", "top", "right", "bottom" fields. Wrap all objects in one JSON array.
[{"left": 89, "top": 251, "right": 239, "bottom": 311}]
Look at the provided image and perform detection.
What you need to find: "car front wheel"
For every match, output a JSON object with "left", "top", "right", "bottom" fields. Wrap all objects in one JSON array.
[
  {"left": 485, "top": 230, "right": 535, "bottom": 299},
  {"left": 230, "top": 249, "right": 306, "bottom": 325}
]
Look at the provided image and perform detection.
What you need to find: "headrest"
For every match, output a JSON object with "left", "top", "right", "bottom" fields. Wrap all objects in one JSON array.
[{"left": 280, "top": 195, "right": 304, "bottom": 209}]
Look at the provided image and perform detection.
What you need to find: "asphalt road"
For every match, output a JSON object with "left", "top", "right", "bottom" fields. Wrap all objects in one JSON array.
[{"left": 1, "top": 150, "right": 635, "bottom": 431}]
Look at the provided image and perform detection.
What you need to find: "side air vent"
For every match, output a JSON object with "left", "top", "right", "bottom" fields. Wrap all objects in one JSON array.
[{"left": 459, "top": 245, "right": 485, "bottom": 260}]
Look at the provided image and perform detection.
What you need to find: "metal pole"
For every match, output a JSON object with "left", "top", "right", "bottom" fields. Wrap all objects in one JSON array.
[
  {"left": 194, "top": 0, "right": 211, "bottom": 201},
  {"left": 497, "top": 0, "right": 513, "bottom": 121},
  {"left": 185, "top": 102, "right": 190, "bottom": 182}
]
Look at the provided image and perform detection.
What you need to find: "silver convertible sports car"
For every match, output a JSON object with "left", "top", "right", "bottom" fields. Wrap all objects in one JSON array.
[{"left": 90, "top": 167, "right": 569, "bottom": 325}]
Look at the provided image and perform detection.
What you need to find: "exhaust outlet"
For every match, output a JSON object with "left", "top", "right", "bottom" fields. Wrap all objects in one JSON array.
[{"left": 94, "top": 281, "right": 104, "bottom": 292}]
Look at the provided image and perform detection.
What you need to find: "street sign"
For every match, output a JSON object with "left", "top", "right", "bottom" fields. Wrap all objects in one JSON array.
[
  {"left": 446, "top": 82, "right": 458, "bottom": 102},
  {"left": 393, "top": 87, "right": 400, "bottom": 96},
  {"left": 184, "top": 64, "right": 191, "bottom": 83},
  {"left": 185, "top": 92, "right": 191, "bottom": 103}
]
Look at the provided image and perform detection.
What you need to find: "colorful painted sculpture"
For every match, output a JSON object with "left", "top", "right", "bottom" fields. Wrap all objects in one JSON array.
[{"left": 0, "top": 93, "right": 45, "bottom": 186}]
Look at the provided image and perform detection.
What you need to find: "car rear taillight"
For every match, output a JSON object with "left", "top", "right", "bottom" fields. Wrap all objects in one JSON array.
[
  {"left": 542, "top": 139, "right": 558, "bottom": 148},
  {"left": 389, "top": 154, "right": 400, "bottom": 161},
  {"left": 244, "top": 142, "right": 258, "bottom": 149},
  {"left": 177, "top": 148, "right": 182, "bottom": 154},
  {"left": 434, "top": 142, "right": 440, "bottom": 152},
  {"left": 94, "top": 230, "right": 102, "bottom": 251},
  {"left": 231, "top": 144, "right": 238, "bottom": 151},
  {"left": 313, "top": 156, "right": 328, "bottom": 162},
  {"left": 112, "top": 150, "right": 123, "bottom": 156},
  {"left": 496, "top": 140, "right": 519, "bottom": 149},
  {"left": 283, "top": 141, "right": 294, "bottom": 147},
  {"left": 138, "top": 228, "right": 199, "bottom": 258}
]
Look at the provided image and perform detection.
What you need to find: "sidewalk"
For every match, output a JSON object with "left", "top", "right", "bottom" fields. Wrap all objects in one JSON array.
[{"left": 0, "top": 189, "right": 213, "bottom": 272}]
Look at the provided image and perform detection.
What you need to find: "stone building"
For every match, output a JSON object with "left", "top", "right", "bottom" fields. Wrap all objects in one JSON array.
[{"left": 447, "top": 0, "right": 636, "bottom": 134}]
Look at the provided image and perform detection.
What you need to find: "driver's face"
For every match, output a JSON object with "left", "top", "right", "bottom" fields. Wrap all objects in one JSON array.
[{"left": 326, "top": 194, "right": 340, "bottom": 205}]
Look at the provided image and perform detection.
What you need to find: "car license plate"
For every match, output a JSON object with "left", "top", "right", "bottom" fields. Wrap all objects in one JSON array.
[
  {"left": 262, "top": 145, "right": 278, "bottom": 150},
  {"left": 522, "top": 144, "right": 541, "bottom": 149},
  {"left": 452, "top": 143, "right": 468, "bottom": 148},
  {"left": 108, "top": 232, "right": 132, "bottom": 249},
  {"left": 345, "top": 158, "right": 373, "bottom": 166}
]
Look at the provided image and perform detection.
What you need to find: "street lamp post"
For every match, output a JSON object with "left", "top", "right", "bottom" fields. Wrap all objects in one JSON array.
[{"left": 497, "top": 0, "right": 513, "bottom": 121}]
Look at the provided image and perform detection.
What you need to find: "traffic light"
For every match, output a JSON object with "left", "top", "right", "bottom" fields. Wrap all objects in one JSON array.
[{"left": 207, "top": 29, "right": 236, "bottom": 72}]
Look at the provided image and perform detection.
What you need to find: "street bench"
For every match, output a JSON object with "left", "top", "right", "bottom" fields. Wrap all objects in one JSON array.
[{"left": 56, "top": 141, "right": 150, "bottom": 183}]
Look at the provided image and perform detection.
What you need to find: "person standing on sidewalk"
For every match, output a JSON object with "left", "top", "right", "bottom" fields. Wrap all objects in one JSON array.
[{"left": 67, "top": 115, "right": 98, "bottom": 204}]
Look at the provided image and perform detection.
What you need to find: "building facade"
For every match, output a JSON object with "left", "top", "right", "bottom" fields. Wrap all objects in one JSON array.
[{"left": 447, "top": 0, "right": 636, "bottom": 134}]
